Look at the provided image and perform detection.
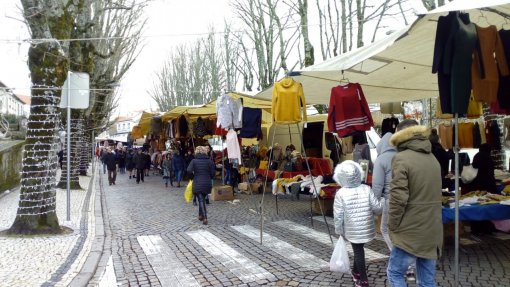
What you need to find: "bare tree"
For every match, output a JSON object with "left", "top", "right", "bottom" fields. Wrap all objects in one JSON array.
[{"left": 9, "top": 0, "right": 145, "bottom": 235}]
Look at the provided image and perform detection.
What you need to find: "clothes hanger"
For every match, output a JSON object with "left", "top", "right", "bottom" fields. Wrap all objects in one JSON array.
[{"left": 339, "top": 70, "right": 350, "bottom": 86}]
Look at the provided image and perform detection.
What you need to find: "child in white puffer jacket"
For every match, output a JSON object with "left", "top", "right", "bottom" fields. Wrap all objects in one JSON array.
[{"left": 333, "top": 160, "right": 383, "bottom": 287}]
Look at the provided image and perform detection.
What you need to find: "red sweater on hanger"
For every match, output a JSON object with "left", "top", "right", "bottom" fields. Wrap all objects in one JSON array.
[{"left": 327, "top": 83, "right": 374, "bottom": 137}]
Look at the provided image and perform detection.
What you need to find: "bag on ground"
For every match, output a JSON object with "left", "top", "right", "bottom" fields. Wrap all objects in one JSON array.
[
  {"left": 184, "top": 180, "right": 193, "bottom": 203},
  {"left": 330, "top": 236, "right": 350, "bottom": 273}
]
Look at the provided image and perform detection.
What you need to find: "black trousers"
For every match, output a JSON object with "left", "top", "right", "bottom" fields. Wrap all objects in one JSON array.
[
  {"left": 351, "top": 242, "right": 368, "bottom": 281},
  {"left": 136, "top": 168, "right": 145, "bottom": 183}
]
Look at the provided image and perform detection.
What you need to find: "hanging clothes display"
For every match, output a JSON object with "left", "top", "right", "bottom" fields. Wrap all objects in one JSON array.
[
  {"left": 472, "top": 25, "right": 509, "bottom": 103},
  {"left": 151, "top": 116, "right": 162, "bottom": 134},
  {"left": 434, "top": 11, "right": 477, "bottom": 114},
  {"left": 505, "top": 118, "right": 510, "bottom": 148},
  {"left": 192, "top": 117, "right": 207, "bottom": 137},
  {"left": 435, "top": 97, "right": 453, "bottom": 119},
  {"left": 439, "top": 123, "right": 453, "bottom": 150},
  {"left": 271, "top": 77, "right": 307, "bottom": 124},
  {"left": 176, "top": 115, "right": 189, "bottom": 138},
  {"left": 498, "top": 29, "right": 510, "bottom": 109},
  {"left": 131, "top": 125, "right": 143, "bottom": 139},
  {"left": 239, "top": 107, "right": 262, "bottom": 139},
  {"left": 381, "top": 116, "right": 399, "bottom": 136},
  {"left": 226, "top": 129, "right": 242, "bottom": 164},
  {"left": 216, "top": 93, "right": 243, "bottom": 129},
  {"left": 432, "top": 11, "right": 456, "bottom": 113},
  {"left": 473, "top": 122, "right": 482, "bottom": 148},
  {"left": 458, "top": 122, "right": 474, "bottom": 148},
  {"left": 466, "top": 92, "right": 483, "bottom": 119},
  {"left": 327, "top": 83, "right": 373, "bottom": 137}
]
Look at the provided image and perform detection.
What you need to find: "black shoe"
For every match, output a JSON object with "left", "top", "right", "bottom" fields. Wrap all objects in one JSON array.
[
  {"left": 205, "top": 198, "right": 210, "bottom": 204},
  {"left": 113, "top": 182, "right": 115, "bottom": 185},
  {"left": 109, "top": 183, "right": 112, "bottom": 186},
  {"left": 137, "top": 181, "right": 140, "bottom": 184},
  {"left": 165, "top": 183, "right": 168, "bottom": 187},
  {"left": 129, "top": 176, "right": 131, "bottom": 179}
]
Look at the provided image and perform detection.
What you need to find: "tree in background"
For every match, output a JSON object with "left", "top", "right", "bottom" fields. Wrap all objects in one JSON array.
[{"left": 9, "top": 0, "right": 145, "bottom": 235}]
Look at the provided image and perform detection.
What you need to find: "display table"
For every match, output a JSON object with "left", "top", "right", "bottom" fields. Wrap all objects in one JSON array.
[
  {"left": 442, "top": 204, "right": 510, "bottom": 224},
  {"left": 255, "top": 157, "right": 333, "bottom": 180}
]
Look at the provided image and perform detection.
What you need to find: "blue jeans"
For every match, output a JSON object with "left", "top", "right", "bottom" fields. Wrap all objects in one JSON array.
[
  {"left": 197, "top": 193, "right": 207, "bottom": 219},
  {"left": 102, "top": 162, "right": 106, "bottom": 174},
  {"left": 387, "top": 247, "right": 436, "bottom": 287},
  {"left": 175, "top": 170, "right": 183, "bottom": 183}
]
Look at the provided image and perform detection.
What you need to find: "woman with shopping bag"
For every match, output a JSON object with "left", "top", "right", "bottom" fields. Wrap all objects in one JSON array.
[
  {"left": 332, "top": 160, "right": 383, "bottom": 287},
  {"left": 187, "top": 146, "right": 216, "bottom": 225}
]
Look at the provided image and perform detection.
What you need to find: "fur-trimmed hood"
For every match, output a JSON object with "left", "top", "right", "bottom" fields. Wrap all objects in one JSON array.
[{"left": 390, "top": 125, "right": 432, "bottom": 153}]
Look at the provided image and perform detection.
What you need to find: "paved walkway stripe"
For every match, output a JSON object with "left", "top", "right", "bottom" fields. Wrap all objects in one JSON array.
[
  {"left": 275, "top": 220, "right": 388, "bottom": 261},
  {"left": 231, "top": 225, "right": 328, "bottom": 270},
  {"left": 98, "top": 255, "right": 118, "bottom": 287},
  {"left": 137, "top": 235, "right": 200, "bottom": 287},
  {"left": 187, "top": 230, "right": 276, "bottom": 283}
]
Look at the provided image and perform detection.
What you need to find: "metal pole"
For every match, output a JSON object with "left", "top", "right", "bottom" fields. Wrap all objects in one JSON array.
[
  {"left": 297, "top": 123, "right": 333, "bottom": 244},
  {"left": 92, "top": 130, "right": 95, "bottom": 162},
  {"left": 454, "top": 114, "right": 459, "bottom": 287},
  {"left": 260, "top": 123, "right": 277, "bottom": 244},
  {"left": 66, "top": 70, "right": 72, "bottom": 221}
]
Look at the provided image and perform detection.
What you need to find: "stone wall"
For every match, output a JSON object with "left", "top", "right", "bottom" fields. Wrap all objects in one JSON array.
[{"left": 0, "top": 141, "right": 24, "bottom": 193}]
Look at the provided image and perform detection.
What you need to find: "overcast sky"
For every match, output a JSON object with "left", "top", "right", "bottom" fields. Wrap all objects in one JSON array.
[{"left": 0, "top": 0, "right": 426, "bottom": 116}]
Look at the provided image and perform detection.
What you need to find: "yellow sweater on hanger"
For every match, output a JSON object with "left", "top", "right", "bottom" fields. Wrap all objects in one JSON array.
[{"left": 272, "top": 78, "right": 308, "bottom": 124}]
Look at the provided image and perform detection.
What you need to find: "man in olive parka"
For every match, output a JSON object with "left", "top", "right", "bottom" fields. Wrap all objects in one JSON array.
[{"left": 386, "top": 119, "right": 443, "bottom": 287}]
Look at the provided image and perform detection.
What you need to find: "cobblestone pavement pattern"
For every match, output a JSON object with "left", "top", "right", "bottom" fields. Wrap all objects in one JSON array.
[
  {"left": 1, "top": 163, "right": 510, "bottom": 287},
  {"left": 98, "top": 169, "right": 510, "bottom": 287}
]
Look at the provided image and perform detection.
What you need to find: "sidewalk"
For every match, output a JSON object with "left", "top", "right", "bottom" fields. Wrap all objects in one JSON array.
[{"left": 0, "top": 163, "right": 100, "bottom": 287}]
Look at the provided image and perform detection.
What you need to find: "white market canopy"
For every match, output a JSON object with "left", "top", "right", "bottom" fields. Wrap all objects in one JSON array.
[{"left": 254, "top": 0, "right": 510, "bottom": 105}]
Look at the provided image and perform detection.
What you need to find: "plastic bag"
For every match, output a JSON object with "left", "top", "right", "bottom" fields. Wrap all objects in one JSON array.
[
  {"left": 330, "top": 236, "right": 350, "bottom": 273},
  {"left": 461, "top": 165, "right": 478, "bottom": 184},
  {"left": 184, "top": 180, "right": 193, "bottom": 203}
]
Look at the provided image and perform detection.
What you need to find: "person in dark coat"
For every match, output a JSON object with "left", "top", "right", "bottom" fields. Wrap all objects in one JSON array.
[
  {"left": 172, "top": 150, "right": 186, "bottom": 187},
  {"left": 429, "top": 128, "right": 452, "bottom": 189},
  {"left": 134, "top": 149, "right": 146, "bottom": 184},
  {"left": 116, "top": 149, "right": 126, "bottom": 174},
  {"left": 103, "top": 147, "right": 117, "bottom": 185},
  {"left": 187, "top": 146, "right": 216, "bottom": 225},
  {"left": 126, "top": 149, "right": 135, "bottom": 179},
  {"left": 465, "top": 143, "right": 497, "bottom": 235},
  {"left": 468, "top": 143, "right": 497, "bottom": 193},
  {"left": 57, "top": 149, "right": 64, "bottom": 169},
  {"left": 144, "top": 150, "right": 152, "bottom": 176}
]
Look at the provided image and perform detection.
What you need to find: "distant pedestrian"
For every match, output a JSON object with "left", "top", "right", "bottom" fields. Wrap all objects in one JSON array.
[
  {"left": 187, "top": 146, "right": 216, "bottom": 225},
  {"left": 126, "top": 149, "right": 135, "bottom": 179},
  {"left": 172, "top": 150, "right": 186, "bottom": 187},
  {"left": 100, "top": 148, "right": 107, "bottom": 174},
  {"left": 162, "top": 153, "right": 173, "bottom": 187},
  {"left": 144, "top": 150, "right": 151, "bottom": 176},
  {"left": 117, "top": 149, "right": 126, "bottom": 174},
  {"left": 104, "top": 147, "right": 117, "bottom": 186},
  {"left": 134, "top": 149, "right": 145, "bottom": 184},
  {"left": 57, "top": 149, "right": 64, "bottom": 169},
  {"left": 333, "top": 160, "right": 383, "bottom": 287}
]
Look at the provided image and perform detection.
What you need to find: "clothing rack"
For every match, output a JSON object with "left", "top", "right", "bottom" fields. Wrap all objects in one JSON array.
[{"left": 260, "top": 122, "right": 334, "bottom": 245}]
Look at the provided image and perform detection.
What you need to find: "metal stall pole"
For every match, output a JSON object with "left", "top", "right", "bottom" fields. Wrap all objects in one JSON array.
[
  {"left": 66, "top": 70, "right": 72, "bottom": 222},
  {"left": 296, "top": 123, "right": 333, "bottom": 244},
  {"left": 454, "top": 113, "right": 460, "bottom": 287},
  {"left": 260, "top": 124, "right": 277, "bottom": 244}
]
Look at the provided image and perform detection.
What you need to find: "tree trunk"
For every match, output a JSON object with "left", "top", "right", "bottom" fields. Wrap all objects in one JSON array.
[
  {"left": 341, "top": 0, "right": 347, "bottom": 53},
  {"left": 58, "top": 118, "right": 83, "bottom": 190},
  {"left": 8, "top": 42, "right": 65, "bottom": 235},
  {"left": 299, "top": 0, "right": 314, "bottom": 67},
  {"left": 79, "top": 121, "right": 89, "bottom": 176}
]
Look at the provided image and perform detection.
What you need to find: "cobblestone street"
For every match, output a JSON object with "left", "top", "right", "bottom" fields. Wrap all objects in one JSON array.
[{"left": 97, "top": 168, "right": 510, "bottom": 287}]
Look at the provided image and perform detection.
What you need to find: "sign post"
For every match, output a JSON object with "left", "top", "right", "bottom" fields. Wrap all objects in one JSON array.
[{"left": 60, "top": 72, "right": 90, "bottom": 222}]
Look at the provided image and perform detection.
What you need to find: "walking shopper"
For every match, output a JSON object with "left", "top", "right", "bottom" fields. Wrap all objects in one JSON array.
[
  {"left": 387, "top": 119, "right": 443, "bottom": 287},
  {"left": 104, "top": 147, "right": 117, "bottom": 185},
  {"left": 173, "top": 150, "right": 186, "bottom": 187},
  {"left": 371, "top": 132, "right": 395, "bottom": 250},
  {"left": 333, "top": 160, "right": 383, "bottom": 287},
  {"left": 134, "top": 149, "right": 145, "bottom": 184},
  {"left": 162, "top": 153, "right": 173, "bottom": 187},
  {"left": 187, "top": 146, "right": 216, "bottom": 225},
  {"left": 126, "top": 149, "right": 135, "bottom": 179},
  {"left": 117, "top": 149, "right": 126, "bottom": 174},
  {"left": 100, "top": 147, "right": 107, "bottom": 174},
  {"left": 144, "top": 150, "right": 151, "bottom": 176}
]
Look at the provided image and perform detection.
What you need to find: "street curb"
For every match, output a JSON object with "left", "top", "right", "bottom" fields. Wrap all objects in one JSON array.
[{"left": 69, "top": 161, "right": 104, "bottom": 287}]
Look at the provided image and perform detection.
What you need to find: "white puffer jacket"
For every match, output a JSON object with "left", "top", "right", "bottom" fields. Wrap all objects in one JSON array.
[{"left": 333, "top": 160, "right": 383, "bottom": 244}]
